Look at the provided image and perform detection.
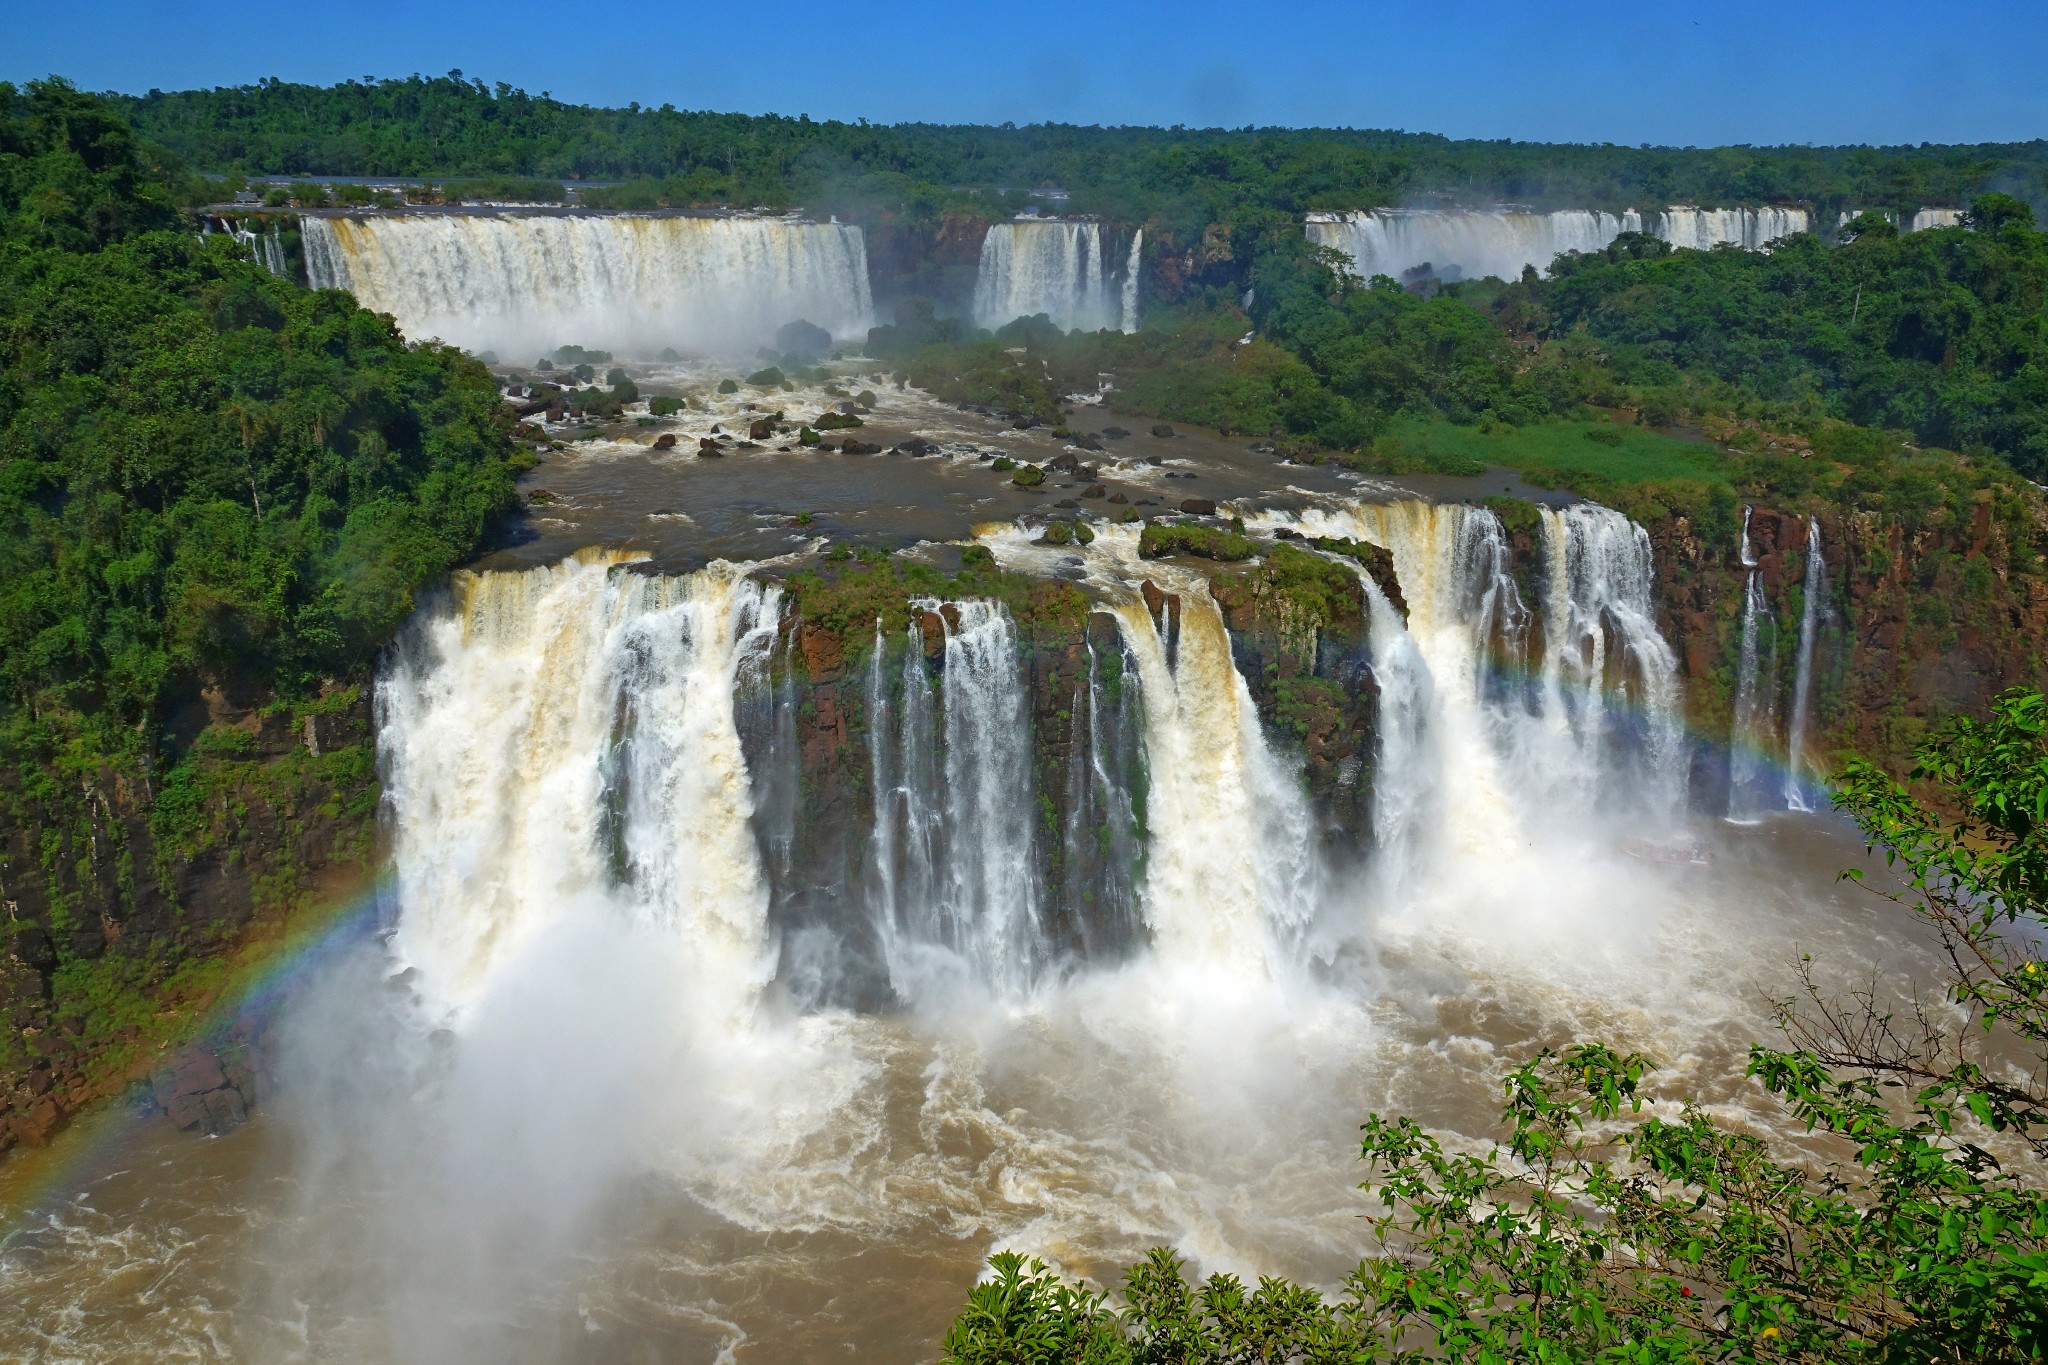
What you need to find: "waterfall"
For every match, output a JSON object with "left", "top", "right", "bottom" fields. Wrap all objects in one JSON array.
[
  {"left": 204, "top": 215, "right": 291, "bottom": 278},
  {"left": 1656, "top": 206, "right": 1809, "bottom": 250},
  {"left": 1110, "top": 581, "right": 1317, "bottom": 973},
  {"left": 1059, "top": 632, "right": 1146, "bottom": 960},
  {"left": 1784, "top": 517, "right": 1829, "bottom": 812},
  {"left": 377, "top": 551, "right": 780, "bottom": 1022},
  {"left": 1538, "top": 505, "right": 1688, "bottom": 826},
  {"left": 1272, "top": 499, "right": 1689, "bottom": 879},
  {"left": 1907, "top": 207, "right": 1963, "bottom": 232},
  {"left": 1306, "top": 205, "right": 1808, "bottom": 283},
  {"left": 867, "top": 601, "right": 1045, "bottom": 998},
  {"left": 300, "top": 212, "right": 874, "bottom": 358},
  {"left": 1306, "top": 208, "right": 1643, "bottom": 283},
  {"left": 1725, "top": 508, "right": 1778, "bottom": 823},
  {"left": 973, "top": 221, "right": 1123, "bottom": 332},
  {"left": 1120, "top": 229, "right": 1144, "bottom": 334}
]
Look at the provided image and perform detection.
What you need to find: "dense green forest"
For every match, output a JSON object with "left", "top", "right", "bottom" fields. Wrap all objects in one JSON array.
[
  {"left": 118, "top": 74, "right": 2048, "bottom": 224},
  {"left": 0, "top": 78, "right": 522, "bottom": 1066}
]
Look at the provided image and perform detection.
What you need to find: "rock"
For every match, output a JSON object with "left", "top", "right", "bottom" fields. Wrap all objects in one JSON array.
[
  {"left": 1150, "top": 424, "right": 1177, "bottom": 438},
  {"left": 1101, "top": 426, "right": 1130, "bottom": 439},
  {"left": 15, "top": 1095, "right": 62, "bottom": 1148},
  {"left": 1046, "top": 452, "right": 1080, "bottom": 473},
  {"left": 841, "top": 439, "right": 883, "bottom": 455},
  {"left": 698, "top": 439, "right": 725, "bottom": 458},
  {"left": 1054, "top": 499, "right": 1080, "bottom": 509},
  {"left": 652, "top": 433, "right": 677, "bottom": 449},
  {"left": 893, "top": 437, "right": 940, "bottom": 456},
  {"left": 1012, "top": 465, "right": 1046, "bottom": 488},
  {"left": 916, "top": 609, "right": 946, "bottom": 656},
  {"left": 1108, "top": 492, "right": 1128, "bottom": 504},
  {"left": 748, "top": 417, "right": 778, "bottom": 441},
  {"left": 1082, "top": 484, "right": 1106, "bottom": 499},
  {"left": 152, "top": 1046, "right": 227, "bottom": 1111},
  {"left": 1179, "top": 498, "right": 1218, "bottom": 516},
  {"left": 1274, "top": 527, "right": 1301, "bottom": 540}
]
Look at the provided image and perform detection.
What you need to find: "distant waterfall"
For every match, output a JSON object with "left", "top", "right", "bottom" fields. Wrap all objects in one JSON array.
[
  {"left": 1725, "top": 508, "right": 1778, "bottom": 823},
  {"left": 301, "top": 212, "right": 874, "bottom": 358},
  {"left": 378, "top": 552, "right": 780, "bottom": 1023},
  {"left": 1656, "top": 205, "right": 1809, "bottom": 250},
  {"left": 1111, "top": 581, "right": 1317, "bottom": 973},
  {"left": 974, "top": 221, "right": 1135, "bottom": 333},
  {"left": 866, "top": 601, "right": 1045, "bottom": 999},
  {"left": 1120, "top": 229, "right": 1144, "bottom": 333},
  {"left": 1908, "top": 208, "right": 1963, "bottom": 232},
  {"left": 204, "top": 215, "right": 291, "bottom": 278},
  {"left": 1306, "top": 208, "right": 1643, "bottom": 283},
  {"left": 1784, "top": 517, "right": 1830, "bottom": 812},
  {"left": 1307, "top": 205, "right": 1809, "bottom": 283}
]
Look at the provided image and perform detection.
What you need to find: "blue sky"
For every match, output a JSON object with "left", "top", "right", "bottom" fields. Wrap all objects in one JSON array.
[{"left": 9, "top": 1, "right": 2046, "bottom": 146}]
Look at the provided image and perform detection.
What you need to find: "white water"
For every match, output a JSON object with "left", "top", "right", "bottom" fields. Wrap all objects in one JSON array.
[
  {"left": 1306, "top": 205, "right": 1809, "bottom": 282},
  {"left": 1110, "top": 577, "right": 1319, "bottom": 974},
  {"left": 974, "top": 221, "right": 1134, "bottom": 333},
  {"left": 1784, "top": 517, "right": 1829, "bottom": 812},
  {"left": 1908, "top": 207, "right": 1964, "bottom": 232},
  {"left": 301, "top": 213, "right": 874, "bottom": 358},
  {"left": 1725, "top": 507, "right": 1778, "bottom": 823},
  {"left": 1121, "top": 229, "right": 1144, "bottom": 334},
  {"left": 378, "top": 550, "right": 780, "bottom": 1022}
]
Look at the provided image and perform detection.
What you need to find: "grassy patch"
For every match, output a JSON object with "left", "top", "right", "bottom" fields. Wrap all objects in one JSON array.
[{"left": 1374, "top": 416, "right": 1734, "bottom": 492}]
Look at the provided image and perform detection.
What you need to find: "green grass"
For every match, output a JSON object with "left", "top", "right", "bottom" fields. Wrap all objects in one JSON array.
[{"left": 1377, "top": 416, "right": 1734, "bottom": 492}]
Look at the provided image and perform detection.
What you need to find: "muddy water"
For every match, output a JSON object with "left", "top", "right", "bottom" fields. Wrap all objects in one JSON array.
[
  {"left": 0, "top": 813, "right": 1932, "bottom": 1364},
  {"left": 0, "top": 357, "right": 1942, "bottom": 1363}
]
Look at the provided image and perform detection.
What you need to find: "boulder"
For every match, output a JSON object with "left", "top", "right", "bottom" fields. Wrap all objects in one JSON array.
[
  {"left": 15, "top": 1095, "right": 62, "bottom": 1148},
  {"left": 698, "top": 438, "right": 726, "bottom": 458},
  {"left": 1012, "top": 465, "right": 1046, "bottom": 488},
  {"left": 1082, "top": 484, "right": 1107, "bottom": 499},
  {"left": 152, "top": 1046, "right": 227, "bottom": 1110},
  {"left": 1101, "top": 426, "right": 1130, "bottom": 439},
  {"left": 1046, "top": 452, "right": 1080, "bottom": 473},
  {"left": 1150, "top": 424, "right": 1177, "bottom": 438},
  {"left": 748, "top": 417, "right": 778, "bottom": 441},
  {"left": 652, "top": 433, "right": 678, "bottom": 449},
  {"left": 1179, "top": 497, "right": 1218, "bottom": 516}
]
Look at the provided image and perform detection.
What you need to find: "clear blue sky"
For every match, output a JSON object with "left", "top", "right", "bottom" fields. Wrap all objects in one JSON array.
[{"left": 9, "top": 1, "right": 2046, "bottom": 146}]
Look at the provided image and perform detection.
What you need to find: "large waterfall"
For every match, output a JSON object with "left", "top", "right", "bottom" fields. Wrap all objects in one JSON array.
[
  {"left": 1306, "top": 205, "right": 1811, "bottom": 283},
  {"left": 301, "top": 212, "right": 874, "bottom": 358},
  {"left": 865, "top": 600, "right": 1047, "bottom": 1000},
  {"left": 377, "top": 550, "right": 781, "bottom": 1022},
  {"left": 974, "top": 220, "right": 1137, "bottom": 333}
]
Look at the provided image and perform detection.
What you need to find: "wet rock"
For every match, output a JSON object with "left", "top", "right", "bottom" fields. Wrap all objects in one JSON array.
[
  {"left": 698, "top": 438, "right": 726, "bottom": 458},
  {"left": 1054, "top": 498, "right": 1081, "bottom": 509},
  {"left": 1179, "top": 497, "right": 1218, "bottom": 516},
  {"left": 748, "top": 417, "right": 778, "bottom": 441},
  {"left": 841, "top": 439, "right": 883, "bottom": 455},
  {"left": 652, "top": 433, "right": 678, "bottom": 449},
  {"left": 1082, "top": 484, "right": 1106, "bottom": 499},
  {"left": 1101, "top": 426, "right": 1130, "bottom": 439},
  {"left": 1150, "top": 424, "right": 1176, "bottom": 438},
  {"left": 15, "top": 1095, "right": 62, "bottom": 1149},
  {"left": 1012, "top": 465, "right": 1046, "bottom": 488},
  {"left": 1108, "top": 492, "right": 1128, "bottom": 504},
  {"left": 1046, "top": 452, "right": 1080, "bottom": 473},
  {"left": 892, "top": 437, "right": 940, "bottom": 456}
]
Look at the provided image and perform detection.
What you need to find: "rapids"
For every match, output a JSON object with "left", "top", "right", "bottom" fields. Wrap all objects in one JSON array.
[{"left": 1, "top": 375, "right": 1930, "bottom": 1365}]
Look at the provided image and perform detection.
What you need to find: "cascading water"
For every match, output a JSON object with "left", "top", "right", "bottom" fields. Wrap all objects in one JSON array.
[
  {"left": 1784, "top": 517, "right": 1830, "bottom": 812},
  {"left": 866, "top": 601, "right": 1046, "bottom": 998},
  {"left": 1272, "top": 498, "right": 1691, "bottom": 891},
  {"left": 377, "top": 551, "right": 782, "bottom": 1023},
  {"left": 1306, "top": 205, "right": 1809, "bottom": 283},
  {"left": 1655, "top": 205, "right": 1809, "bottom": 250},
  {"left": 973, "top": 221, "right": 1132, "bottom": 333},
  {"left": 1306, "top": 208, "right": 1643, "bottom": 283},
  {"left": 1908, "top": 208, "right": 1963, "bottom": 232},
  {"left": 300, "top": 212, "right": 874, "bottom": 357},
  {"left": 1110, "top": 576, "right": 1318, "bottom": 974},
  {"left": 1120, "top": 229, "right": 1144, "bottom": 334},
  {"left": 1538, "top": 504, "right": 1687, "bottom": 827},
  {"left": 1057, "top": 632, "right": 1147, "bottom": 960},
  {"left": 1725, "top": 507, "right": 1779, "bottom": 823}
]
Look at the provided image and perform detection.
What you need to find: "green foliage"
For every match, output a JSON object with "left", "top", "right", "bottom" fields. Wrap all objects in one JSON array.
[
  {"left": 116, "top": 75, "right": 2045, "bottom": 229},
  {"left": 747, "top": 366, "right": 786, "bottom": 386},
  {"left": 1521, "top": 205, "right": 2048, "bottom": 480},
  {"left": 647, "top": 395, "right": 684, "bottom": 416},
  {"left": 1138, "top": 522, "right": 1258, "bottom": 562},
  {"left": 942, "top": 690, "right": 2048, "bottom": 1364}
]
